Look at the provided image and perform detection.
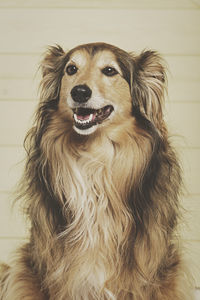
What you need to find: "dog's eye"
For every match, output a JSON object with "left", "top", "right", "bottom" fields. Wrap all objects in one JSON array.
[
  {"left": 66, "top": 64, "right": 78, "bottom": 75},
  {"left": 102, "top": 66, "right": 118, "bottom": 77}
]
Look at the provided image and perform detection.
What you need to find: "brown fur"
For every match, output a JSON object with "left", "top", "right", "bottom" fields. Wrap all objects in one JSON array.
[{"left": 0, "top": 43, "right": 193, "bottom": 299}]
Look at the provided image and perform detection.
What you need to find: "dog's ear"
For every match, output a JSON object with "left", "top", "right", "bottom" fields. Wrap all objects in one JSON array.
[
  {"left": 40, "top": 45, "right": 66, "bottom": 101},
  {"left": 41, "top": 44, "right": 65, "bottom": 77},
  {"left": 131, "top": 50, "right": 166, "bottom": 130}
]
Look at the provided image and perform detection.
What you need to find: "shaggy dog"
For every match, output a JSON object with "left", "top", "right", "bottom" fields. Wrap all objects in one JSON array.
[{"left": 0, "top": 43, "right": 192, "bottom": 299}]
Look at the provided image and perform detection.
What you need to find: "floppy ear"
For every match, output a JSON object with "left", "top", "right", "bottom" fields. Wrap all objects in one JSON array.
[
  {"left": 131, "top": 50, "right": 166, "bottom": 130},
  {"left": 40, "top": 45, "right": 66, "bottom": 101}
]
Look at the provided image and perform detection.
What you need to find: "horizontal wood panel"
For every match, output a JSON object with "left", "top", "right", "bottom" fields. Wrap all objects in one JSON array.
[
  {"left": 183, "top": 241, "right": 200, "bottom": 287},
  {"left": 0, "top": 54, "right": 200, "bottom": 81},
  {"left": 0, "top": 0, "right": 197, "bottom": 9},
  {"left": 0, "top": 192, "right": 28, "bottom": 238},
  {"left": 0, "top": 78, "right": 39, "bottom": 100},
  {"left": 0, "top": 101, "right": 199, "bottom": 147},
  {"left": 0, "top": 54, "right": 40, "bottom": 79},
  {"left": 166, "top": 56, "right": 200, "bottom": 81},
  {"left": 0, "top": 146, "right": 25, "bottom": 192},
  {"left": 0, "top": 56, "right": 199, "bottom": 101},
  {"left": 181, "top": 195, "right": 200, "bottom": 240},
  {"left": 0, "top": 191, "right": 198, "bottom": 241},
  {"left": 168, "top": 80, "right": 200, "bottom": 102},
  {"left": 0, "top": 100, "right": 36, "bottom": 145},
  {"left": 0, "top": 238, "right": 26, "bottom": 262},
  {"left": 181, "top": 148, "right": 200, "bottom": 195},
  {"left": 0, "top": 77, "right": 199, "bottom": 102},
  {"left": 165, "top": 102, "right": 200, "bottom": 148},
  {"left": 0, "top": 10, "right": 200, "bottom": 55},
  {"left": 0, "top": 146, "right": 199, "bottom": 194},
  {"left": 0, "top": 192, "right": 199, "bottom": 241}
]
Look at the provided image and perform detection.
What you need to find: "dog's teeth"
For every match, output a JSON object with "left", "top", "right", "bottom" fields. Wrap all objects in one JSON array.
[
  {"left": 88, "top": 114, "right": 93, "bottom": 122},
  {"left": 74, "top": 113, "right": 94, "bottom": 125}
]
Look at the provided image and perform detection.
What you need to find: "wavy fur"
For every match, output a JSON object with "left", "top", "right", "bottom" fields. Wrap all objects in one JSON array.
[{"left": 0, "top": 43, "right": 193, "bottom": 299}]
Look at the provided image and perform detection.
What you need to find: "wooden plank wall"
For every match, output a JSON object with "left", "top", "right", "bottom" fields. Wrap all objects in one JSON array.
[{"left": 0, "top": 0, "right": 200, "bottom": 289}]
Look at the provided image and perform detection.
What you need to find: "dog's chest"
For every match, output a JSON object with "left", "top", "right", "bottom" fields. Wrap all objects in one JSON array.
[{"left": 64, "top": 162, "right": 118, "bottom": 283}]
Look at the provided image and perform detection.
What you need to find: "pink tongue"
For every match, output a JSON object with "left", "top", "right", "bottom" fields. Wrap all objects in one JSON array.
[{"left": 77, "top": 114, "right": 90, "bottom": 120}]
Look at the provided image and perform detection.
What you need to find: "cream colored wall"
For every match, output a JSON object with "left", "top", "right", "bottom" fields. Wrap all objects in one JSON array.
[{"left": 0, "top": 0, "right": 200, "bottom": 288}]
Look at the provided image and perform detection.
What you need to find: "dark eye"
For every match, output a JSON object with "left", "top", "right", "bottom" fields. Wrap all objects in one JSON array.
[
  {"left": 66, "top": 64, "right": 78, "bottom": 75},
  {"left": 102, "top": 66, "right": 118, "bottom": 77}
]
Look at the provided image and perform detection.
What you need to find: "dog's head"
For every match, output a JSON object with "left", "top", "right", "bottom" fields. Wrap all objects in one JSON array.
[{"left": 40, "top": 42, "right": 166, "bottom": 137}]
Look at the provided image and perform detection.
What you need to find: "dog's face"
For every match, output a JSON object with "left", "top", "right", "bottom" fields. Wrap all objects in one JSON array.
[
  {"left": 41, "top": 43, "right": 166, "bottom": 137},
  {"left": 59, "top": 46, "right": 132, "bottom": 135}
]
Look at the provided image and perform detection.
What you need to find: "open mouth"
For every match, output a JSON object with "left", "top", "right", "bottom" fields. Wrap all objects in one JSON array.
[{"left": 73, "top": 105, "right": 114, "bottom": 130}]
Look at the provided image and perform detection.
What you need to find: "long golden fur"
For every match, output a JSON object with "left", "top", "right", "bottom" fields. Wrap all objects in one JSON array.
[{"left": 0, "top": 43, "right": 193, "bottom": 299}]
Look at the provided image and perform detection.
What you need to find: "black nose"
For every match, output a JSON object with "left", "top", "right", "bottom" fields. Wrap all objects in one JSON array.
[{"left": 71, "top": 84, "right": 92, "bottom": 103}]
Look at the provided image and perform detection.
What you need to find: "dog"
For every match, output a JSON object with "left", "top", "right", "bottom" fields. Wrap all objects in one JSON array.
[{"left": 0, "top": 42, "right": 193, "bottom": 299}]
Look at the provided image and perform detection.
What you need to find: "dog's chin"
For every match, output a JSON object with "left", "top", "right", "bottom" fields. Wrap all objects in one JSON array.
[
  {"left": 72, "top": 105, "right": 114, "bottom": 135},
  {"left": 73, "top": 124, "right": 99, "bottom": 135}
]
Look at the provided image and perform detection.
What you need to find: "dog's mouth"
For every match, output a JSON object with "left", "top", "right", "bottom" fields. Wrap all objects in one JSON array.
[{"left": 72, "top": 105, "right": 114, "bottom": 131}]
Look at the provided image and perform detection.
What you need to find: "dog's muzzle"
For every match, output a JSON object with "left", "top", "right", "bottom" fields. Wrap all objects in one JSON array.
[{"left": 70, "top": 84, "right": 114, "bottom": 135}]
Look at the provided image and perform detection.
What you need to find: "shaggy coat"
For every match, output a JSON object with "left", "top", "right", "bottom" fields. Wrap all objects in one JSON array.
[{"left": 0, "top": 43, "right": 193, "bottom": 299}]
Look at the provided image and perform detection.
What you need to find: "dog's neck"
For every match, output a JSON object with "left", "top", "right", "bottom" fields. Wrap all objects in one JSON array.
[{"left": 41, "top": 119, "right": 151, "bottom": 218}]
